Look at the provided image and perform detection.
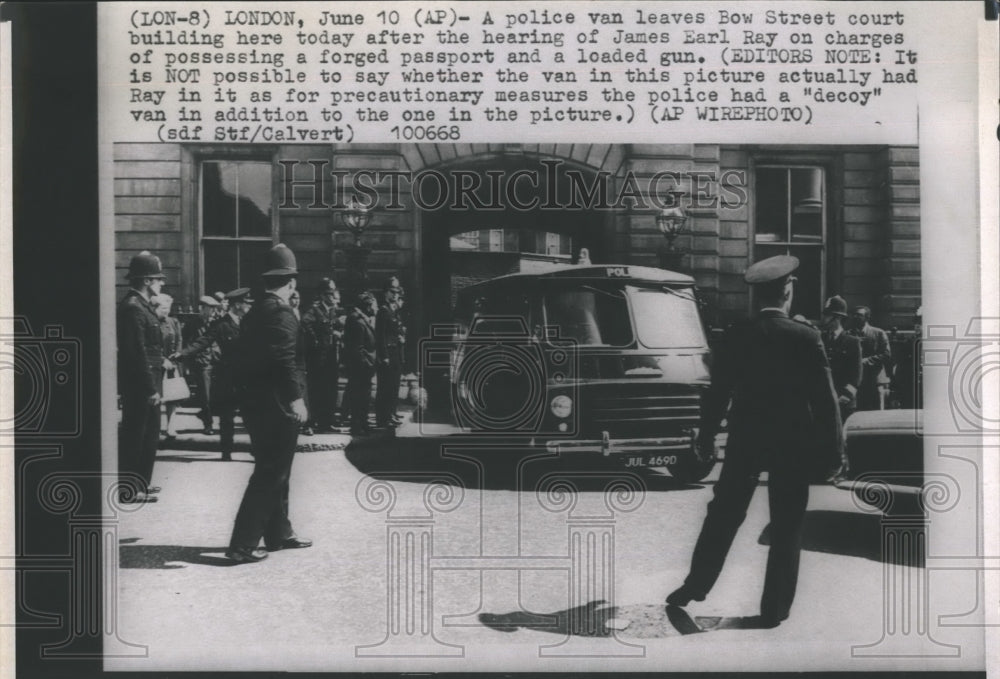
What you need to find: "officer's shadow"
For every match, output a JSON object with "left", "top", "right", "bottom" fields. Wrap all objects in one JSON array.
[{"left": 119, "top": 540, "right": 235, "bottom": 568}]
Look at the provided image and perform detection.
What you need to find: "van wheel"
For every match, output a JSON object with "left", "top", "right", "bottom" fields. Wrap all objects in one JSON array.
[{"left": 667, "top": 454, "right": 717, "bottom": 484}]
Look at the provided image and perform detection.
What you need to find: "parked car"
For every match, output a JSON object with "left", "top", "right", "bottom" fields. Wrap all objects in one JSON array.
[
  {"left": 834, "top": 409, "right": 923, "bottom": 514},
  {"left": 419, "top": 263, "right": 717, "bottom": 483}
]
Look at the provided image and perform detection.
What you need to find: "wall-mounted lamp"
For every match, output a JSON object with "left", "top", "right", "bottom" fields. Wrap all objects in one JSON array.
[
  {"left": 656, "top": 189, "right": 688, "bottom": 249},
  {"left": 339, "top": 195, "right": 373, "bottom": 247}
]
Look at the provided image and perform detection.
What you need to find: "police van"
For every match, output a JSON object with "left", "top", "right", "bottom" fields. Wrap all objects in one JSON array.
[{"left": 419, "top": 263, "right": 717, "bottom": 482}]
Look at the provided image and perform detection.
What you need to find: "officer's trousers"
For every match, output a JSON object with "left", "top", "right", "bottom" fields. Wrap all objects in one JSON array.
[
  {"left": 229, "top": 399, "right": 298, "bottom": 550},
  {"left": 306, "top": 355, "right": 340, "bottom": 428},
  {"left": 682, "top": 453, "right": 809, "bottom": 622},
  {"left": 119, "top": 387, "right": 160, "bottom": 493},
  {"left": 193, "top": 365, "right": 213, "bottom": 426},
  {"left": 346, "top": 366, "right": 374, "bottom": 431},
  {"left": 375, "top": 358, "right": 401, "bottom": 425}
]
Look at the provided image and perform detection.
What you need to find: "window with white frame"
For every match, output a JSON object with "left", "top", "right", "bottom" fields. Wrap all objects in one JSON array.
[
  {"left": 753, "top": 165, "right": 826, "bottom": 319},
  {"left": 200, "top": 160, "right": 274, "bottom": 295}
]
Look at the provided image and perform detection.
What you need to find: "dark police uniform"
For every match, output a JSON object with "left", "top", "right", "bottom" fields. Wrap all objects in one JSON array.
[
  {"left": 181, "top": 297, "right": 221, "bottom": 432},
  {"left": 228, "top": 289, "right": 303, "bottom": 553},
  {"left": 178, "top": 308, "right": 243, "bottom": 459},
  {"left": 300, "top": 299, "right": 343, "bottom": 430},
  {"left": 850, "top": 322, "right": 891, "bottom": 411},
  {"left": 344, "top": 304, "right": 377, "bottom": 434},
  {"left": 375, "top": 300, "right": 404, "bottom": 426},
  {"left": 117, "top": 256, "right": 166, "bottom": 498},
  {"left": 669, "top": 255, "right": 843, "bottom": 626}
]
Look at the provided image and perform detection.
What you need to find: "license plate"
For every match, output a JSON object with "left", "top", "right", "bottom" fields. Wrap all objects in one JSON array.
[{"left": 621, "top": 453, "right": 679, "bottom": 469}]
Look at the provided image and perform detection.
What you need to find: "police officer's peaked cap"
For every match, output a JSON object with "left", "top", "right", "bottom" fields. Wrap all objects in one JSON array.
[
  {"left": 226, "top": 287, "right": 253, "bottom": 303},
  {"left": 262, "top": 243, "right": 298, "bottom": 276},
  {"left": 823, "top": 295, "right": 849, "bottom": 317},
  {"left": 198, "top": 295, "right": 220, "bottom": 307},
  {"left": 743, "top": 255, "right": 799, "bottom": 285},
  {"left": 126, "top": 251, "right": 166, "bottom": 279}
]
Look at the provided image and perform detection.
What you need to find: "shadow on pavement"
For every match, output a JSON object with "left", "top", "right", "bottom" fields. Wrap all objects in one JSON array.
[
  {"left": 759, "top": 509, "right": 926, "bottom": 566},
  {"left": 155, "top": 453, "right": 253, "bottom": 464},
  {"left": 345, "top": 435, "right": 704, "bottom": 493},
  {"left": 119, "top": 543, "right": 234, "bottom": 569},
  {"left": 479, "top": 600, "right": 616, "bottom": 637}
]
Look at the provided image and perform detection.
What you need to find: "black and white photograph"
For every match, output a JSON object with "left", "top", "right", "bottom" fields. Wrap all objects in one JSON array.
[{"left": 2, "top": 1, "right": 998, "bottom": 678}]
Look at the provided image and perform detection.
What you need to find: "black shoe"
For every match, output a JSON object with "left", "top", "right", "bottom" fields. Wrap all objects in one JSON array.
[
  {"left": 758, "top": 613, "right": 788, "bottom": 629},
  {"left": 666, "top": 585, "right": 706, "bottom": 607},
  {"left": 266, "top": 536, "right": 312, "bottom": 551},
  {"left": 301, "top": 426, "right": 314, "bottom": 436},
  {"left": 221, "top": 452, "right": 232, "bottom": 461},
  {"left": 225, "top": 547, "right": 268, "bottom": 563}
]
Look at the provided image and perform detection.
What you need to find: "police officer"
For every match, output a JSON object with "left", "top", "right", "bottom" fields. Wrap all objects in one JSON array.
[
  {"left": 226, "top": 245, "right": 310, "bottom": 563},
  {"left": 182, "top": 296, "right": 221, "bottom": 435},
  {"left": 300, "top": 278, "right": 344, "bottom": 432},
  {"left": 118, "top": 251, "right": 167, "bottom": 503},
  {"left": 666, "top": 255, "right": 843, "bottom": 628},
  {"left": 849, "top": 306, "right": 892, "bottom": 410},
  {"left": 173, "top": 288, "right": 252, "bottom": 461},
  {"left": 820, "top": 296, "right": 862, "bottom": 422},
  {"left": 344, "top": 291, "right": 378, "bottom": 436},
  {"left": 375, "top": 280, "right": 405, "bottom": 428}
]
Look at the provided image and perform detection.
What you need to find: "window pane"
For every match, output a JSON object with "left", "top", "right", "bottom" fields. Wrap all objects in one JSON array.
[
  {"left": 236, "top": 163, "right": 272, "bottom": 237},
  {"left": 754, "top": 168, "right": 788, "bottom": 242},
  {"left": 202, "top": 162, "right": 237, "bottom": 237},
  {"left": 544, "top": 287, "right": 632, "bottom": 347},
  {"left": 630, "top": 287, "right": 707, "bottom": 349},
  {"left": 238, "top": 240, "right": 273, "bottom": 288},
  {"left": 203, "top": 240, "right": 237, "bottom": 294}
]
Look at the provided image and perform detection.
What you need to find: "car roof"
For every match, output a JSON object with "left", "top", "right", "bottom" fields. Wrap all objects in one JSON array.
[{"left": 460, "top": 264, "right": 695, "bottom": 294}]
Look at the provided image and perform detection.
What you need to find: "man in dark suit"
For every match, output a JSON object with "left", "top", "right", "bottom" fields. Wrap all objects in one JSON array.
[
  {"left": 118, "top": 251, "right": 167, "bottom": 503},
  {"left": 849, "top": 305, "right": 892, "bottom": 411},
  {"left": 344, "top": 291, "right": 378, "bottom": 435},
  {"left": 375, "top": 280, "right": 405, "bottom": 428},
  {"left": 226, "top": 245, "right": 311, "bottom": 564},
  {"left": 666, "top": 255, "right": 843, "bottom": 628},
  {"left": 174, "top": 288, "right": 252, "bottom": 460},
  {"left": 300, "top": 278, "right": 344, "bottom": 432},
  {"left": 182, "top": 296, "right": 221, "bottom": 435},
  {"left": 821, "top": 295, "right": 862, "bottom": 422}
]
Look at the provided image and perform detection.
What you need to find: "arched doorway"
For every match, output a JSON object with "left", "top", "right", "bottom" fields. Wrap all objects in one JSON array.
[{"left": 417, "top": 154, "right": 613, "bottom": 330}]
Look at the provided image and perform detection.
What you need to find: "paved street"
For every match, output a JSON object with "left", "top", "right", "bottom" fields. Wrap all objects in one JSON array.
[{"left": 107, "top": 408, "right": 956, "bottom": 673}]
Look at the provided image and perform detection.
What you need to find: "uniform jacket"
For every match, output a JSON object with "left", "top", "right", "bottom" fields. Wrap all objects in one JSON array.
[
  {"left": 822, "top": 329, "right": 862, "bottom": 408},
  {"left": 344, "top": 308, "right": 377, "bottom": 374},
  {"left": 375, "top": 303, "right": 404, "bottom": 364},
  {"left": 181, "top": 313, "right": 241, "bottom": 370},
  {"left": 699, "top": 308, "right": 843, "bottom": 471},
  {"left": 181, "top": 315, "right": 221, "bottom": 367},
  {"left": 300, "top": 301, "right": 343, "bottom": 363},
  {"left": 117, "top": 289, "right": 164, "bottom": 397},
  {"left": 235, "top": 292, "right": 303, "bottom": 406}
]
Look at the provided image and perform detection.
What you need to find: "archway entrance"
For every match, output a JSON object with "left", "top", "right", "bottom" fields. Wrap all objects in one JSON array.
[{"left": 418, "top": 155, "right": 611, "bottom": 331}]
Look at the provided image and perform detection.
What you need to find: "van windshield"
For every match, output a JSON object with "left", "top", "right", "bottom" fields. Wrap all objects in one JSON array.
[
  {"left": 628, "top": 286, "right": 707, "bottom": 349},
  {"left": 543, "top": 287, "right": 633, "bottom": 347}
]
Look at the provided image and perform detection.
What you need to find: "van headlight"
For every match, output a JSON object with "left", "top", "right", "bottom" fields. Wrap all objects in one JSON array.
[{"left": 550, "top": 395, "right": 573, "bottom": 419}]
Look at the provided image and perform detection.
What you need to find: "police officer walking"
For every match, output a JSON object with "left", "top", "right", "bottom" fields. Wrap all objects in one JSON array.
[
  {"left": 118, "top": 251, "right": 167, "bottom": 503},
  {"left": 666, "top": 255, "right": 843, "bottom": 628},
  {"left": 375, "top": 280, "right": 405, "bottom": 428},
  {"left": 300, "top": 278, "right": 344, "bottom": 432},
  {"left": 849, "top": 306, "right": 892, "bottom": 411},
  {"left": 226, "top": 245, "right": 311, "bottom": 563},
  {"left": 174, "top": 288, "right": 252, "bottom": 461},
  {"left": 344, "top": 291, "right": 378, "bottom": 436}
]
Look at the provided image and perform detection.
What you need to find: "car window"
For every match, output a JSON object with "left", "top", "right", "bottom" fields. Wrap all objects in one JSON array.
[
  {"left": 543, "top": 287, "right": 633, "bottom": 347},
  {"left": 629, "top": 286, "right": 707, "bottom": 349}
]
